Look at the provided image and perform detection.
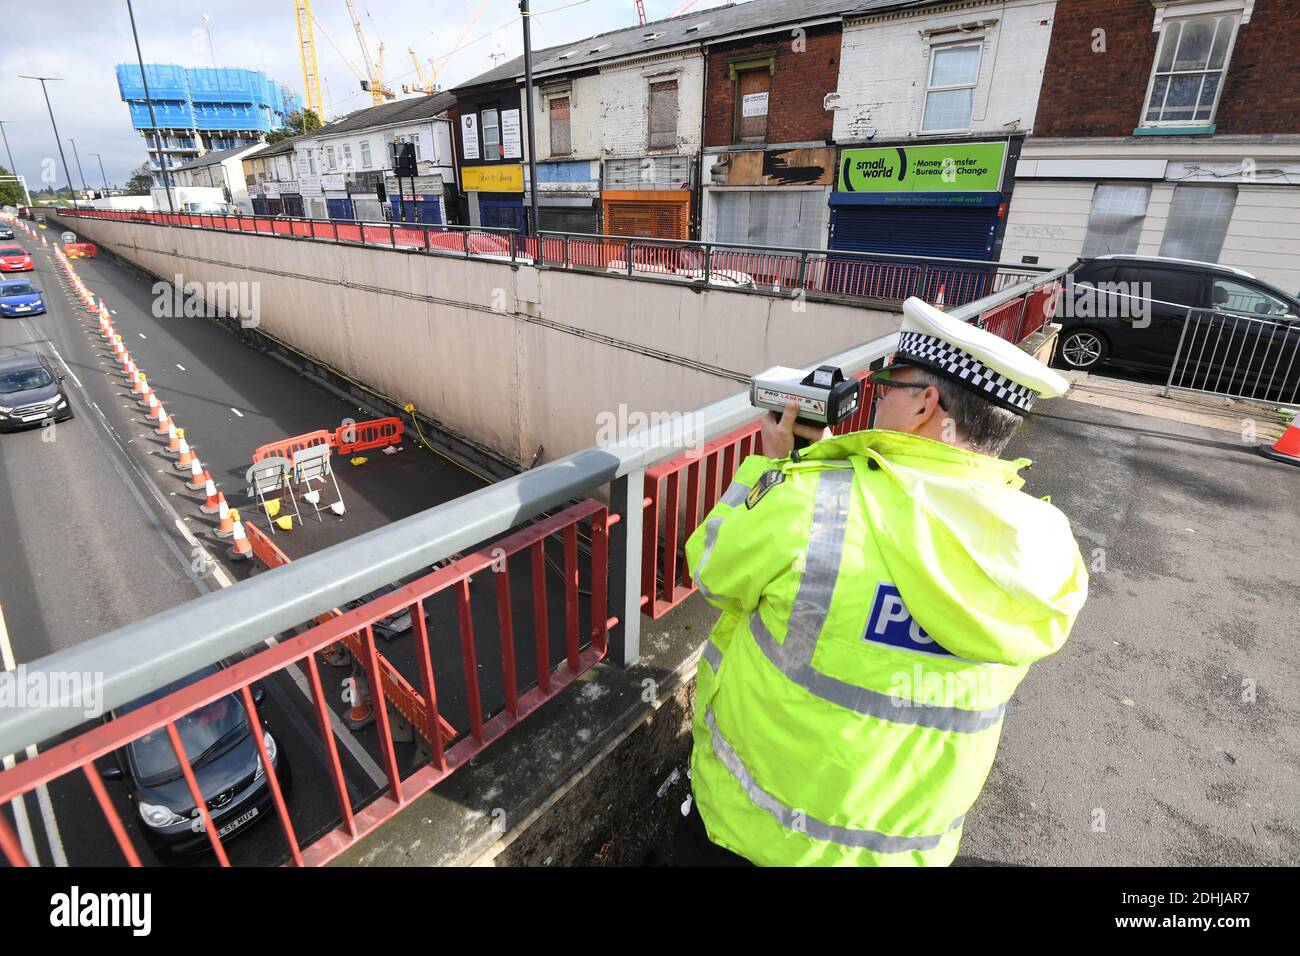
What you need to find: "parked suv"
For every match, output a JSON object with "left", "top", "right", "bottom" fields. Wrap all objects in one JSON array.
[
  {"left": 0, "top": 350, "right": 72, "bottom": 430},
  {"left": 1054, "top": 256, "right": 1300, "bottom": 396}
]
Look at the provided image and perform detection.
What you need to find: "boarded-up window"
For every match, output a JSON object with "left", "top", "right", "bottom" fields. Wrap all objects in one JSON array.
[
  {"left": 735, "top": 69, "right": 770, "bottom": 142},
  {"left": 550, "top": 96, "right": 572, "bottom": 156},
  {"left": 649, "top": 81, "right": 678, "bottom": 149}
]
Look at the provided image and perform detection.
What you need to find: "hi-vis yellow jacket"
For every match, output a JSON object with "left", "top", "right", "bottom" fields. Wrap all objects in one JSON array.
[{"left": 684, "top": 429, "right": 1088, "bottom": 866}]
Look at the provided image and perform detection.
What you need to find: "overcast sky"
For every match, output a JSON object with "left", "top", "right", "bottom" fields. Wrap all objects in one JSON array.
[{"left": 1, "top": 0, "right": 733, "bottom": 192}]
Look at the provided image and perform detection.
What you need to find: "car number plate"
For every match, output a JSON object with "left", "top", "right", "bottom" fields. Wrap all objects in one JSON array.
[
  {"left": 20, "top": 413, "right": 48, "bottom": 422},
  {"left": 217, "top": 807, "right": 258, "bottom": 837}
]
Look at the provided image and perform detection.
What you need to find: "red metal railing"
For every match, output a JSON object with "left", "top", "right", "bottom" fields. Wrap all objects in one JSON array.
[
  {"left": 55, "top": 208, "right": 1050, "bottom": 316},
  {"left": 0, "top": 499, "right": 613, "bottom": 868},
  {"left": 639, "top": 372, "right": 876, "bottom": 619},
  {"left": 978, "top": 278, "right": 1062, "bottom": 344}
]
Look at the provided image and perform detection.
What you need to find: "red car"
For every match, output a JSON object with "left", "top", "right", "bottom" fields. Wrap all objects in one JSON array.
[{"left": 0, "top": 246, "right": 33, "bottom": 273}]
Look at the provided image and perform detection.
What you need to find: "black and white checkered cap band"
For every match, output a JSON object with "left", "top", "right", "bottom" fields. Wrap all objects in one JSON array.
[{"left": 895, "top": 331, "right": 1037, "bottom": 415}]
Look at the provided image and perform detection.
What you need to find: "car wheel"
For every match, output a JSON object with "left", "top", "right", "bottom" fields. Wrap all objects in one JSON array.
[{"left": 1058, "top": 329, "right": 1109, "bottom": 372}]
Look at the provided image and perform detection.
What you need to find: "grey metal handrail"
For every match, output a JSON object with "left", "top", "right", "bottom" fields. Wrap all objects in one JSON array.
[{"left": 0, "top": 329, "right": 905, "bottom": 757}]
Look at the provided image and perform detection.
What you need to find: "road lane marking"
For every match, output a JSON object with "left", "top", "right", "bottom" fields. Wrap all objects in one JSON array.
[
  {"left": 28, "top": 744, "right": 67, "bottom": 867},
  {"left": 138, "top": 333, "right": 146, "bottom": 340},
  {"left": 231, "top": 408, "right": 243, "bottom": 418},
  {"left": 176, "top": 364, "right": 186, "bottom": 371}
]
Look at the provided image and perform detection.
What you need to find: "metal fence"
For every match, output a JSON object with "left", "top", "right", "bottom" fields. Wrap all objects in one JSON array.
[
  {"left": 55, "top": 207, "right": 1050, "bottom": 317},
  {"left": 1166, "top": 307, "right": 1300, "bottom": 405},
  {"left": 0, "top": 225, "right": 1065, "bottom": 867}
]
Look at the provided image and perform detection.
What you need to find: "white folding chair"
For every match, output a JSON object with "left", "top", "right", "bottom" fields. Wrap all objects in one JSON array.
[
  {"left": 292, "top": 444, "right": 345, "bottom": 520},
  {"left": 244, "top": 456, "right": 301, "bottom": 533}
]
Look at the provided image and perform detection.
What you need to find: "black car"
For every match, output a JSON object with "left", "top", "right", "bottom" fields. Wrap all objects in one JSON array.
[
  {"left": 99, "top": 664, "right": 292, "bottom": 861},
  {"left": 0, "top": 226, "right": 14, "bottom": 240},
  {"left": 1053, "top": 256, "right": 1300, "bottom": 397},
  {"left": 0, "top": 350, "right": 73, "bottom": 430}
]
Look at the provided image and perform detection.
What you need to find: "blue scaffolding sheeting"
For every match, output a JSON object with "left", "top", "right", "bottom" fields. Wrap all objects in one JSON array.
[{"left": 116, "top": 63, "right": 299, "bottom": 133}]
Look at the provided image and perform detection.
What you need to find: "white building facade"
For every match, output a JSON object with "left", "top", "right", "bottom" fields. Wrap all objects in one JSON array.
[{"left": 826, "top": 0, "right": 1057, "bottom": 265}]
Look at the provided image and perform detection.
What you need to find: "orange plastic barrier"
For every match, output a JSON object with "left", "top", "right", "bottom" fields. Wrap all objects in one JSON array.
[
  {"left": 252, "top": 429, "right": 335, "bottom": 463},
  {"left": 244, "top": 524, "right": 457, "bottom": 751},
  {"left": 251, "top": 418, "right": 402, "bottom": 463},
  {"left": 335, "top": 417, "right": 404, "bottom": 455},
  {"left": 64, "top": 243, "right": 97, "bottom": 258}
]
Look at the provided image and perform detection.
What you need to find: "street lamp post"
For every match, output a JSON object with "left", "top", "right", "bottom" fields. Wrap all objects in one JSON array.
[
  {"left": 126, "top": 0, "right": 175, "bottom": 212},
  {"left": 68, "top": 138, "right": 88, "bottom": 196},
  {"left": 90, "top": 152, "right": 110, "bottom": 193},
  {"left": 519, "top": 0, "right": 540, "bottom": 237},
  {"left": 17, "top": 76, "right": 76, "bottom": 202},
  {"left": 0, "top": 121, "right": 17, "bottom": 175}
]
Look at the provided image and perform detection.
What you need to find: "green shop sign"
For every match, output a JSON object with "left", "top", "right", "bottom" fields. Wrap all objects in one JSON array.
[{"left": 838, "top": 142, "right": 1007, "bottom": 193}]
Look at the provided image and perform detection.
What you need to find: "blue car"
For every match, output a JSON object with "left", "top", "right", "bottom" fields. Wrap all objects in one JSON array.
[{"left": 0, "top": 279, "right": 46, "bottom": 317}]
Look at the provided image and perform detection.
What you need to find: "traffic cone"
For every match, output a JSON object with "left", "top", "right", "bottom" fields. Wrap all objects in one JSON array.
[
  {"left": 200, "top": 481, "right": 222, "bottom": 514},
  {"left": 165, "top": 423, "right": 182, "bottom": 456},
  {"left": 344, "top": 672, "right": 373, "bottom": 730},
  {"left": 136, "top": 381, "right": 153, "bottom": 408},
  {"left": 1259, "top": 417, "right": 1300, "bottom": 466},
  {"left": 215, "top": 497, "right": 235, "bottom": 538},
  {"left": 113, "top": 336, "right": 124, "bottom": 358},
  {"left": 175, "top": 432, "right": 195, "bottom": 469},
  {"left": 156, "top": 411, "right": 174, "bottom": 436},
  {"left": 228, "top": 513, "right": 253, "bottom": 560},
  {"left": 131, "top": 373, "right": 146, "bottom": 397},
  {"left": 147, "top": 395, "right": 164, "bottom": 421},
  {"left": 186, "top": 456, "right": 210, "bottom": 490},
  {"left": 934, "top": 284, "right": 946, "bottom": 312}
]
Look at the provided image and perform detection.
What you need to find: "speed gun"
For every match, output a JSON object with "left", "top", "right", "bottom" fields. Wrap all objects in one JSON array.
[{"left": 750, "top": 364, "right": 862, "bottom": 427}]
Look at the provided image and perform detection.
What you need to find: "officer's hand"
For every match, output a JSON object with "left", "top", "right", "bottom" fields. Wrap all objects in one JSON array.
[{"left": 762, "top": 402, "right": 833, "bottom": 460}]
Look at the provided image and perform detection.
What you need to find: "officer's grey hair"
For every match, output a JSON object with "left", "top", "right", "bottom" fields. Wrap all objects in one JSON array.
[{"left": 909, "top": 368, "right": 1024, "bottom": 458}]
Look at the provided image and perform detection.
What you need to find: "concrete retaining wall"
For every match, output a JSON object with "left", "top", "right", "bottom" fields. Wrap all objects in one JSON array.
[{"left": 52, "top": 215, "right": 900, "bottom": 466}]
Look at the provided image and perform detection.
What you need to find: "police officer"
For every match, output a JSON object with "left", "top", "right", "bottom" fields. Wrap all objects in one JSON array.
[{"left": 677, "top": 296, "right": 1089, "bottom": 867}]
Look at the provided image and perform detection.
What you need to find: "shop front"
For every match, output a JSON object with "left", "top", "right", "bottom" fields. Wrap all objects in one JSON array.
[
  {"left": 322, "top": 173, "right": 351, "bottom": 220},
  {"left": 384, "top": 174, "right": 447, "bottom": 225},
  {"left": 828, "top": 140, "right": 1016, "bottom": 301},
  {"left": 601, "top": 155, "right": 693, "bottom": 240},
  {"left": 262, "top": 182, "right": 283, "bottom": 217},
  {"left": 535, "top": 159, "right": 600, "bottom": 234},
  {"left": 278, "top": 179, "right": 305, "bottom": 219},
  {"left": 702, "top": 146, "right": 836, "bottom": 249},
  {"left": 462, "top": 164, "right": 527, "bottom": 234}
]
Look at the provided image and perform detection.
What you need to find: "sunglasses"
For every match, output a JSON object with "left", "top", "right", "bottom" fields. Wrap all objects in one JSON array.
[{"left": 866, "top": 367, "right": 948, "bottom": 411}]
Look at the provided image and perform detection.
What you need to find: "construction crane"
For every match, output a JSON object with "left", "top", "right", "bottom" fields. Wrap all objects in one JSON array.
[
  {"left": 405, "top": 47, "right": 435, "bottom": 95},
  {"left": 292, "top": 0, "right": 326, "bottom": 120},
  {"left": 343, "top": 0, "right": 394, "bottom": 105}
]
